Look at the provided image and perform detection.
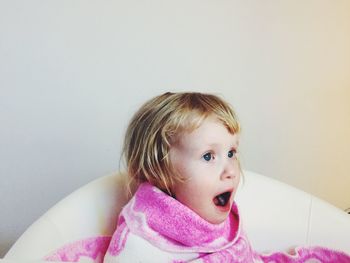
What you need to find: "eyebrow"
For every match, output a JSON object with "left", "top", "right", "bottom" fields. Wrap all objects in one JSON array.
[{"left": 195, "top": 141, "right": 239, "bottom": 151}]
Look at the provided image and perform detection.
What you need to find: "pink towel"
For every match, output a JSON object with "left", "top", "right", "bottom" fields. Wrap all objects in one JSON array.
[
  {"left": 45, "top": 182, "right": 350, "bottom": 262},
  {"left": 104, "top": 182, "right": 256, "bottom": 262}
]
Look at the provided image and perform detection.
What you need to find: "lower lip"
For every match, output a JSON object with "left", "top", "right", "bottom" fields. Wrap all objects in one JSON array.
[{"left": 215, "top": 201, "right": 231, "bottom": 212}]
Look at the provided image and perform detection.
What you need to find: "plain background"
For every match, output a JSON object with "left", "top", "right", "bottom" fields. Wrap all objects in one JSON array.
[{"left": 1, "top": 0, "right": 350, "bottom": 257}]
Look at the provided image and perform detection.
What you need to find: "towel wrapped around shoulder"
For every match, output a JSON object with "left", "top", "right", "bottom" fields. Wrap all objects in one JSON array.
[{"left": 104, "top": 182, "right": 256, "bottom": 262}]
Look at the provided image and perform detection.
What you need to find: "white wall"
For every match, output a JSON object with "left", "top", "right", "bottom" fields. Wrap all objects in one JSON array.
[{"left": 1, "top": 0, "right": 350, "bottom": 257}]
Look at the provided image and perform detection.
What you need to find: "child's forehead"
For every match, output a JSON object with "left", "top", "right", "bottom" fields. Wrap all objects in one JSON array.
[
  {"left": 175, "top": 118, "right": 238, "bottom": 146},
  {"left": 185, "top": 115, "right": 228, "bottom": 132}
]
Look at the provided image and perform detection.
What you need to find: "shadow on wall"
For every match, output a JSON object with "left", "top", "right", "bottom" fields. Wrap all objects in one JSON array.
[{"left": 1, "top": 242, "right": 11, "bottom": 258}]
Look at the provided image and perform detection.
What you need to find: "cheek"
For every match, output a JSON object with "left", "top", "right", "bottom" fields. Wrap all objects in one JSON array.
[
  {"left": 176, "top": 176, "right": 212, "bottom": 201},
  {"left": 174, "top": 173, "right": 204, "bottom": 196},
  {"left": 175, "top": 183, "right": 206, "bottom": 211},
  {"left": 173, "top": 159, "right": 199, "bottom": 181}
]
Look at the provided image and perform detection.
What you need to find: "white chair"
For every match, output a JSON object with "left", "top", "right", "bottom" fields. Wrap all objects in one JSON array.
[{"left": 4, "top": 170, "right": 350, "bottom": 260}]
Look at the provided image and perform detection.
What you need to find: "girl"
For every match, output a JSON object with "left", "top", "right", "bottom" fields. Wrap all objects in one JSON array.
[
  {"left": 103, "top": 92, "right": 350, "bottom": 263},
  {"left": 103, "top": 92, "right": 255, "bottom": 262}
]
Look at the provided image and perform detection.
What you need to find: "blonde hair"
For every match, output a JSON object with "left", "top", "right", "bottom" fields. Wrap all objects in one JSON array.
[{"left": 122, "top": 92, "right": 241, "bottom": 195}]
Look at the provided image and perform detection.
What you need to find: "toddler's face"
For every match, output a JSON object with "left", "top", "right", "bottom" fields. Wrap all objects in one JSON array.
[{"left": 169, "top": 116, "right": 240, "bottom": 224}]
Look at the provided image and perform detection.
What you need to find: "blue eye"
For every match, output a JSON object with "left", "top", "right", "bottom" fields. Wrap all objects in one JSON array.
[
  {"left": 228, "top": 150, "right": 235, "bottom": 158},
  {"left": 203, "top": 152, "right": 212, "bottom": 161}
]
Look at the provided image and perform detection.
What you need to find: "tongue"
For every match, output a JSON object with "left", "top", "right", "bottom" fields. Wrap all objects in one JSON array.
[
  {"left": 214, "top": 192, "right": 229, "bottom": 206},
  {"left": 216, "top": 195, "right": 227, "bottom": 206}
]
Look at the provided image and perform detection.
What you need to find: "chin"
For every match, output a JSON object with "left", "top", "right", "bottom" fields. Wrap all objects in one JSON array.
[{"left": 206, "top": 214, "right": 228, "bottom": 225}]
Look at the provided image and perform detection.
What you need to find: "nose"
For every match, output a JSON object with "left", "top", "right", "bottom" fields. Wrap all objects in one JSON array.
[{"left": 220, "top": 158, "right": 237, "bottom": 180}]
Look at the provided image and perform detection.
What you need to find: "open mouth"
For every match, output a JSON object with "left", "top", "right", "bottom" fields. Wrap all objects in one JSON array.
[{"left": 213, "top": 191, "right": 232, "bottom": 207}]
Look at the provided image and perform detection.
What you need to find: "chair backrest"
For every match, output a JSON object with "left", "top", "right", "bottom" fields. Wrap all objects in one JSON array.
[
  {"left": 5, "top": 170, "right": 350, "bottom": 260},
  {"left": 5, "top": 173, "right": 130, "bottom": 260},
  {"left": 235, "top": 171, "right": 350, "bottom": 253}
]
